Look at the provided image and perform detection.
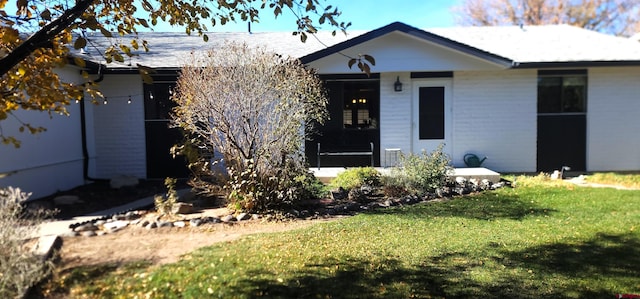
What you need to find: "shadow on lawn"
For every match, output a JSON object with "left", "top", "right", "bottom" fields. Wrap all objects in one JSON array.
[
  {"left": 369, "top": 193, "right": 555, "bottom": 221},
  {"left": 227, "top": 233, "right": 639, "bottom": 298},
  {"left": 504, "top": 232, "right": 640, "bottom": 288}
]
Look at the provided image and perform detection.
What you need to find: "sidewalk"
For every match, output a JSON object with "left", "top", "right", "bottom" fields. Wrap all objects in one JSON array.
[{"left": 38, "top": 189, "right": 190, "bottom": 237}]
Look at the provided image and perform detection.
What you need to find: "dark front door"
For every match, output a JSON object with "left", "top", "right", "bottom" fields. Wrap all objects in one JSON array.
[
  {"left": 537, "top": 115, "right": 586, "bottom": 172},
  {"left": 306, "top": 78, "right": 381, "bottom": 167},
  {"left": 536, "top": 71, "right": 587, "bottom": 172},
  {"left": 144, "top": 80, "right": 189, "bottom": 179}
]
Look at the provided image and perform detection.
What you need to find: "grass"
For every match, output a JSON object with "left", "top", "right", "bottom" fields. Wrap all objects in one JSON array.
[
  {"left": 50, "top": 175, "right": 640, "bottom": 298},
  {"left": 585, "top": 172, "right": 640, "bottom": 189}
]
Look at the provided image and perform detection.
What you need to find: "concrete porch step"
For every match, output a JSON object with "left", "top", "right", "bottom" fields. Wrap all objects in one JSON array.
[{"left": 310, "top": 167, "right": 500, "bottom": 184}]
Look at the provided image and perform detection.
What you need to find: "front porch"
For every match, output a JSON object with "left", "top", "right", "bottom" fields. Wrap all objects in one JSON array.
[{"left": 310, "top": 167, "right": 501, "bottom": 184}]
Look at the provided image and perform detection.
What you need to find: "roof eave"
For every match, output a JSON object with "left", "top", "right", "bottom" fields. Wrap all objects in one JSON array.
[{"left": 514, "top": 60, "right": 640, "bottom": 69}]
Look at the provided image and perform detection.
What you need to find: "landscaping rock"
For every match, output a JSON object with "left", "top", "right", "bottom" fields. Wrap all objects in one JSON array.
[
  {"left": 32, "top": 235, "right": 63, "bottom": 260},
  {"left": 221, "top": 215, "right": 236, "bottom": 222},
  {"left": 80, "top": 230, "right": 97, "bottom": 237},
  {"left": 331, "top": 188, "right": 347, "bottom": 200},
  {"left": 139, "top": 219, "right": 150, "bottom": 228},
  {"left": 158, "top": 221, "right": 174, "bottom": 228},
  {"left": 73, "top": 223, "right": 98, "bottom": 233},
  {"left": 205, "top": 216, "right": 222, "bottom": 224},
  {"left": 189, "top": 218, "right": 203, "bottom": 227},
  {"left": 60, "top": 231, "right": 78, "bottom": 238},
  {"left": 236, "top": 213, "right": 251, "bottom": 221},
  {"left": 348, "top": 188, "right": 367, "bottom": 202},
  {"left": 103, "top": 220, "right": 129, "bottom": 233},
  {"left": 124, "top": 211, "right": 141, "bottom": 220},
  {"left": 172, "top": 202, "right": 194, "bottom": 215},
  {"left": 173, "top": 221, "right": 186, "bottom": 228},
  {"left": 146, "top": 222, "right": 158, "bottom": 230},
  {"left": 481, "top": 179, "right": 492, "bottom": 189},
  {"left": 109, "top": 175, "right": 139, "bottom": 189}
]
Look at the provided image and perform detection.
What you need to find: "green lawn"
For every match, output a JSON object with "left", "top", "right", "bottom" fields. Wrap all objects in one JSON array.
[{"left": 54, "top": 176, "right": 640, "bottom": 298}]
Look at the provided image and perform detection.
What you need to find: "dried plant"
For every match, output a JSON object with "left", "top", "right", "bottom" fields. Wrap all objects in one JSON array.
[
  {"left": 0, "top": 187, "right": 54, "bottom": 298},
  {"left": 171, "top": 42, "right": 328, "bottom": 212},
  {"left": 154, "top": 177, "right": 179, "bottom": 216}
]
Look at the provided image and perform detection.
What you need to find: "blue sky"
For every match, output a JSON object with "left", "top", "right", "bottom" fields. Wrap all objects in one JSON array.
[
  {"left": 165, "top": 0, "right": 462, "bottom": 32},
  {"left": 2, "top": 0, "right": 461, "bottom": 32}
]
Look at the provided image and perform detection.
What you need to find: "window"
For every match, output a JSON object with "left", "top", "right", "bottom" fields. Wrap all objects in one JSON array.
[
  {"left": 342, "top": 81, "right": 378, "bottom": 129},
  {"left": 538, "top": 72, "right": 587, "bottom": 114},
  {"left": 419, "top": 86, "right": 445, "bottom": 139}
]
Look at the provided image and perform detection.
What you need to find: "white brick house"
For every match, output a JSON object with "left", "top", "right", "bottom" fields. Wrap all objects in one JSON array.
[{"left": 3, "top": 21, "right": 640, "bottom": 197}]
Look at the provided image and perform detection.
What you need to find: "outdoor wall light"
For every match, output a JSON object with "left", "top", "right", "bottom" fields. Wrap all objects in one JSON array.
[{"left": 394, "top": 76, "right": 403, "bottom": 92}]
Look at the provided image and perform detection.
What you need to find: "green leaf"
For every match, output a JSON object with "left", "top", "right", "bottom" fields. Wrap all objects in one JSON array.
[{"left": 203, "top": 34, "right": 209, "bottom": 42}]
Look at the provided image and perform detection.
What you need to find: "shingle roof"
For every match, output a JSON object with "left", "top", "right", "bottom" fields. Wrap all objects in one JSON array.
[
  {"left": 430, "top": 24, "right": 640, "bottom": 65},
  {"left": 75, "top": 22, "right": 640, "bottom": 70},
  {"left": 76, "top": 31, "right": 360, "bottom": 69}
]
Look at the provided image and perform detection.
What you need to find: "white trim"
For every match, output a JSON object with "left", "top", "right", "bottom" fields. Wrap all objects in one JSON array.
[{"left": 411, "top": 79, "right": 453, "bottom": 155}]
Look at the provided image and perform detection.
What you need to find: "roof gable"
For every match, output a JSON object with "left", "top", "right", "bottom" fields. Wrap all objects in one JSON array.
[{"left": 300, "top": 22, "right": 513, "bottom": 70}]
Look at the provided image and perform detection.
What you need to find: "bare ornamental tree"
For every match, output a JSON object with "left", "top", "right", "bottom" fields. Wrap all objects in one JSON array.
[
  {"left": 171, "top": 42, "right": 328, "bottom": 212},
  {"left": 454, "top": 0, "right": 640, "bottom": 36}
]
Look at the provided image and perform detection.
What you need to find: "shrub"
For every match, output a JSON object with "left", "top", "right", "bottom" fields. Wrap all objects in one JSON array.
[
  {"left": 154, "top": 177, "right": 179, "bottom": 216},
  {"left": 227, "top": 159, "right": 327, "bottom": 212},
  {"left": 380, "top": 174, "right": 411, "bottom": 197},
  {"left": 330, "top": 167, "right": 381, "bottom": 191},
  {"left": 294, "top": 172, "right": 329, "bottom": 201},
  {"left": 171, "top": 42, "right": 329, "bottom": 213},
  {"left": 383, "top": 144, "right": 452, "bottom": 196},
  {"left": 0, "top": 187, "right": 54, "bottom": 299}
]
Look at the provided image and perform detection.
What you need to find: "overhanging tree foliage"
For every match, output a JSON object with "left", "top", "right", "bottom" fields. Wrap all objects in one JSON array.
[
  {"left": 454, "top": 0, "right": 640, "bottom": 36},
  {"left": 171, "top": 42, "right": 328, "bottom": 212},
  {"left": 0, "top": 0, "right": 354, "bottom": 147}
]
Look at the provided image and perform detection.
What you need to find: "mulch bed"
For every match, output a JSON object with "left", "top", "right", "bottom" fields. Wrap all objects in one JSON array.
[{"left": 29, "top": 179, "right": 190, "bottom": 220}]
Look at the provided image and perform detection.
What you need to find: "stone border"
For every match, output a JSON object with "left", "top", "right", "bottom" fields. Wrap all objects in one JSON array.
[{"left": 67, "top": 177, "right": 509, "bottom": 237}]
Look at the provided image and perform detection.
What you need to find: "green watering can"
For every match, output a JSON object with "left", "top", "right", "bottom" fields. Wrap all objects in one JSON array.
[{"left": 464, "top": 153, "right": 487, "bottom": 167}]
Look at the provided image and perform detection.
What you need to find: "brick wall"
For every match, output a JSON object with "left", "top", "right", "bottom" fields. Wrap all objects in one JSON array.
[
  {"left": 379, "top": 73, "right": 412, "bottom": 166},
  {"left": 588, "top": 67, "right": 640, "bottom": 171},
  {"left": 379, "top": 70, "right": 537, "bottom": 172},
  {"left": 451, "top": 69, "right": 537, "bottom": 172},
  {"left": 91, "top": 75, "right": 147, "bottom": 178}
]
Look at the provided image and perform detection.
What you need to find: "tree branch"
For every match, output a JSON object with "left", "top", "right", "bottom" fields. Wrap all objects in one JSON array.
[{"left": 0, "top": 0, "right": 96, "bottom": 77}]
